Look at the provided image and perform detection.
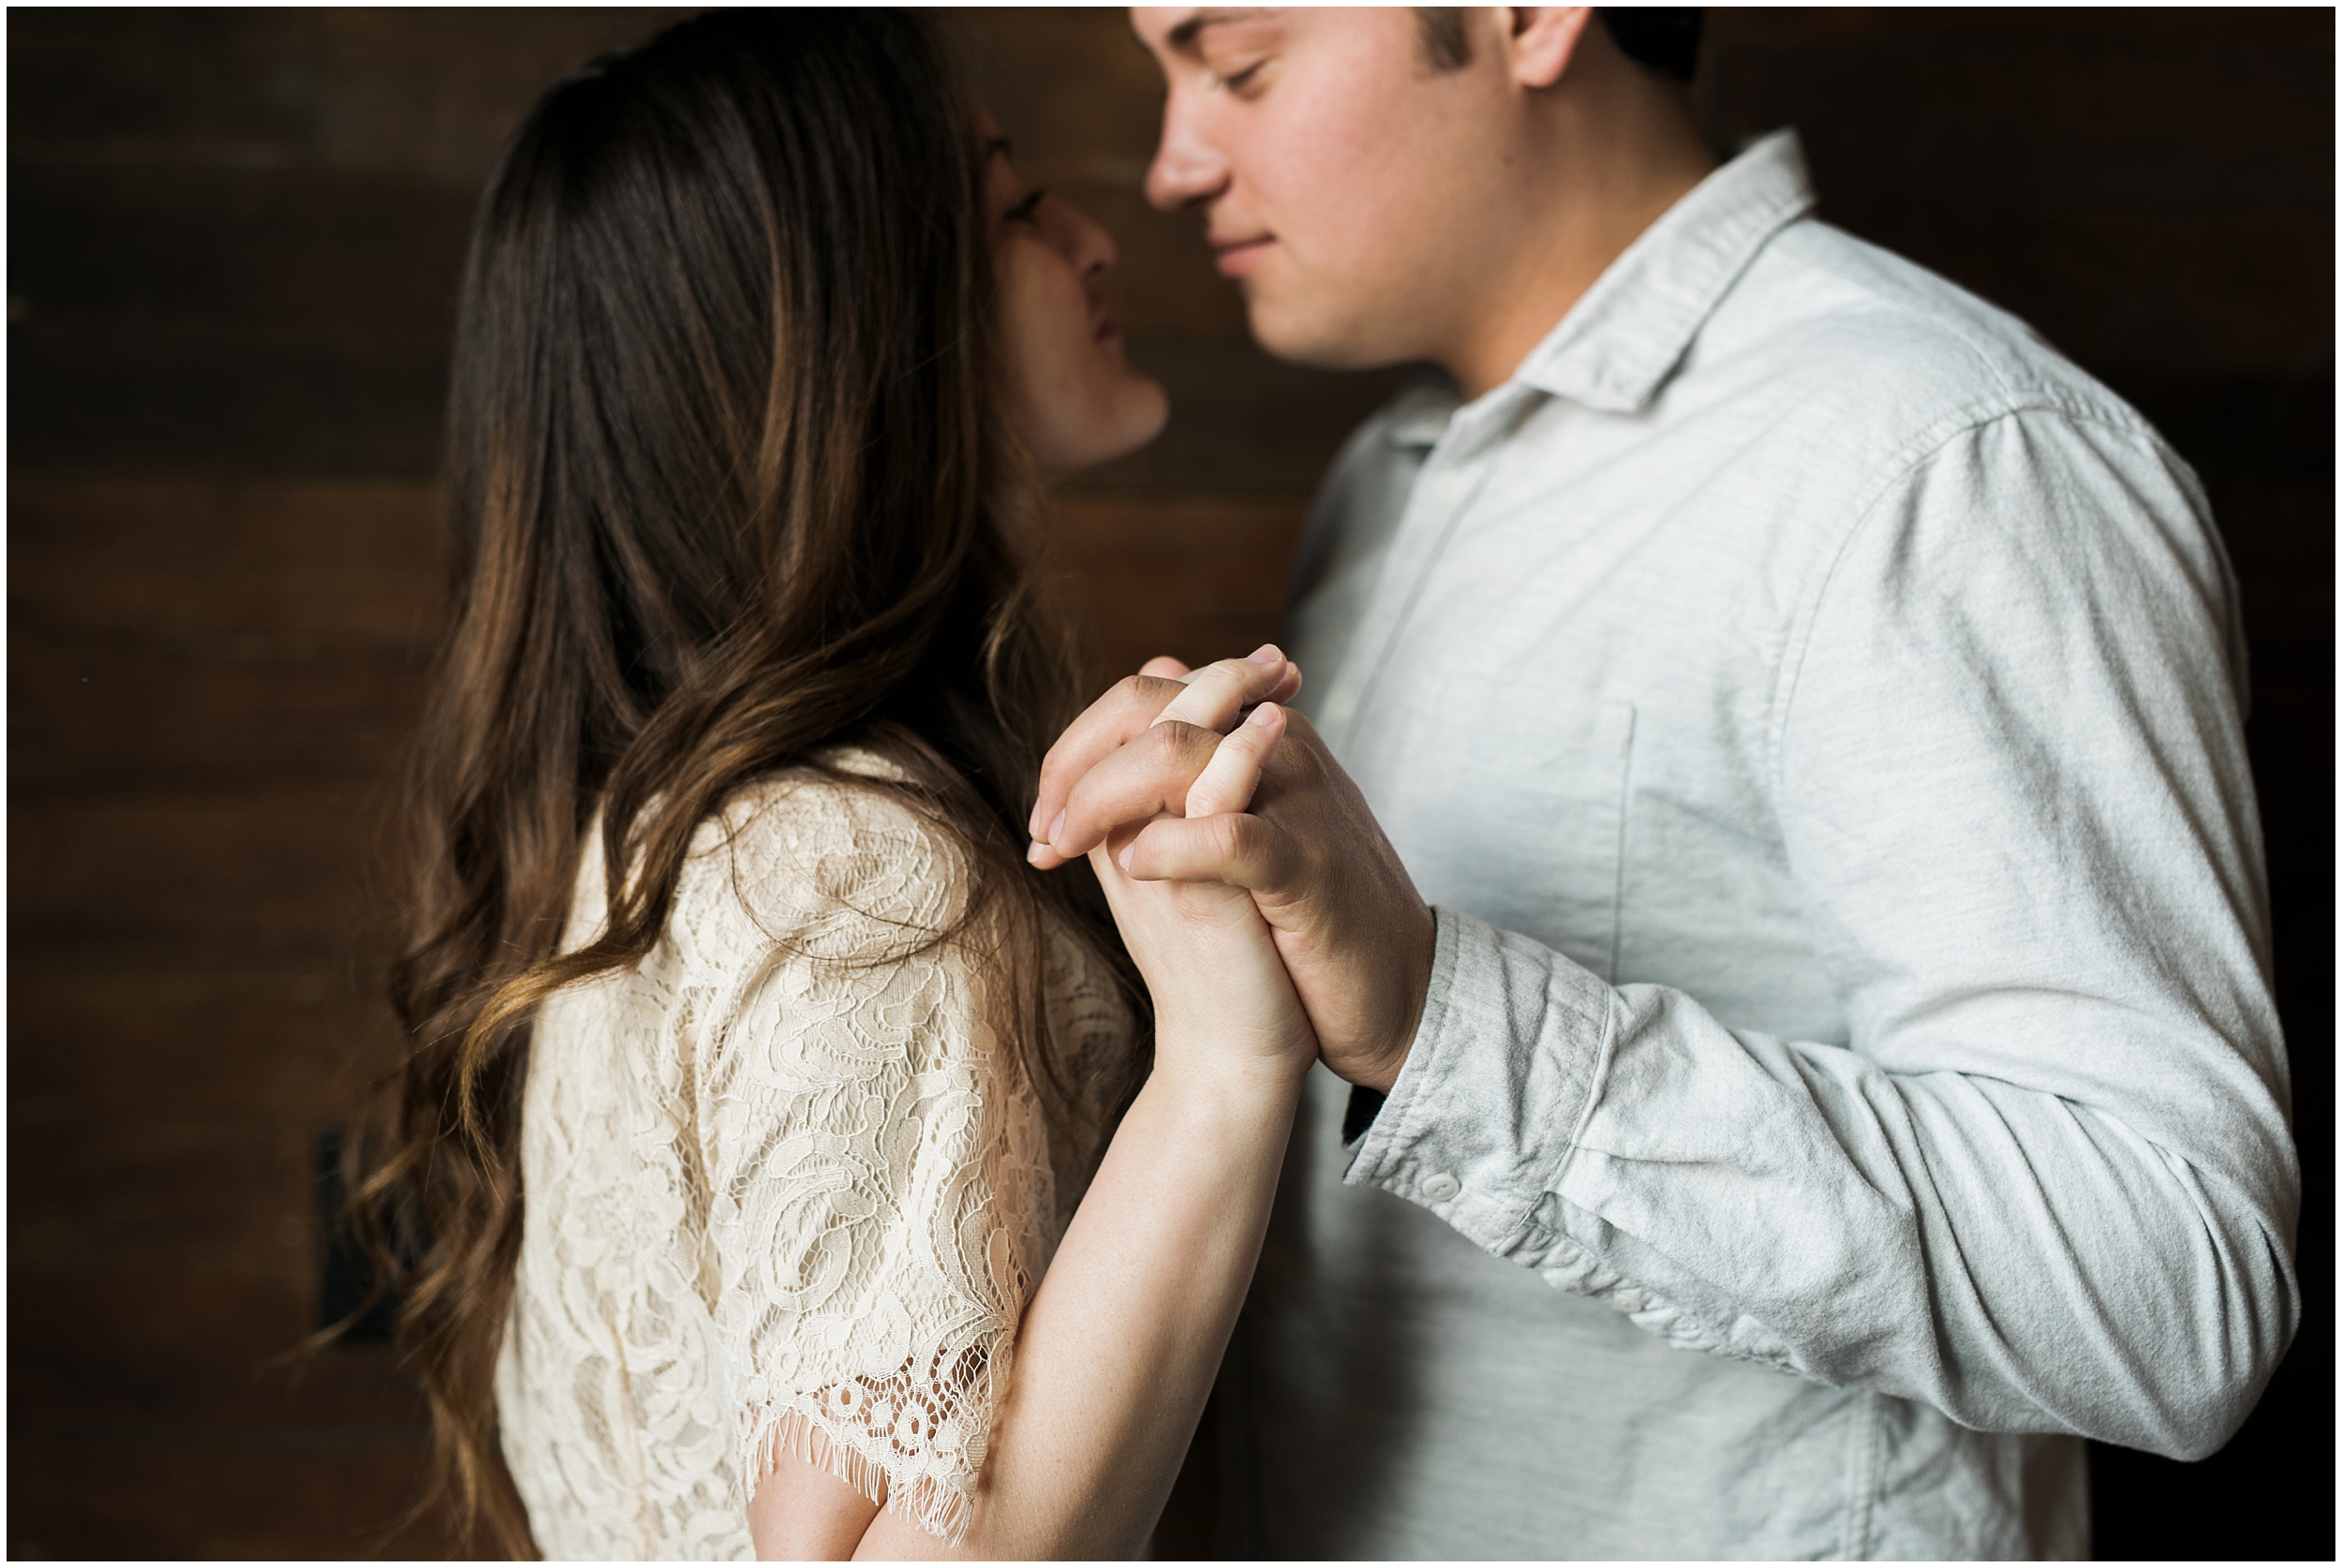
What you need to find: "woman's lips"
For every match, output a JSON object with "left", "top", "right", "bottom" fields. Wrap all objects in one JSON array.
[{"left": 1212, "top": 235, "right": 1273, "bottom": 277}]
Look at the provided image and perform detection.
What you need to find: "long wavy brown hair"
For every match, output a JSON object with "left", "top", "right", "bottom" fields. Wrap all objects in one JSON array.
[{"left": 328, "top": 11, "right": 1137, "bottom": 1556}]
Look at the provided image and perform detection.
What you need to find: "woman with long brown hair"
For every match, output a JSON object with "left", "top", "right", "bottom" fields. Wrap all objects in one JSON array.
[{"left": 345, "top": 9, "right": 1313, "bottom": 1558}]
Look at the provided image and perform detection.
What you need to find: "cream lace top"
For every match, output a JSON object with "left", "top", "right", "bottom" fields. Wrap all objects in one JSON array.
[{"left": 495, "top": 753, "right": 1137, "bottom": 1560}]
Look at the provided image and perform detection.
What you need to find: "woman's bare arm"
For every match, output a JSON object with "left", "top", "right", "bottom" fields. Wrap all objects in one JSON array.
[
  {"left": 749, "top": 656, "right": 1308, "bottom": 1561},
  {"left": 750, "top": 1460, "right": 882, "bottom": 1559},
  {"left": 749, "top": 1057, "right": 1300, "bottom": 1561}
]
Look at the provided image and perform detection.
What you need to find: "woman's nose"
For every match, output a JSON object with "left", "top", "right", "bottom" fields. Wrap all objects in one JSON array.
[{"left": 1055, "top": 198, "right": 1119, "bottom": 279}]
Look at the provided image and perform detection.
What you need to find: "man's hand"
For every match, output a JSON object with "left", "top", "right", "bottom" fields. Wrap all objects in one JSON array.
[{"left": 1028, "top": 648, "right": 1436, "bottom": 1094}]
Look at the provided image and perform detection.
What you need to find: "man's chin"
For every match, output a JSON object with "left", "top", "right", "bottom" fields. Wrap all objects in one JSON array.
[{"left": 1247, "top": 301, "right": 1411, "bottom": 375}]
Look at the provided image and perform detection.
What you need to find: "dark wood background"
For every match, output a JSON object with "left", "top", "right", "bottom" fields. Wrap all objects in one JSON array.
[{"left": 9, "top": 8, "right": 2330, "bottom": 1559}]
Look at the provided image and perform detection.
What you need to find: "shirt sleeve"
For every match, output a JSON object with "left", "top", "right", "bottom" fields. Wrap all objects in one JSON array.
[
  {"left": 1344, "top": 407, "right": 2299, "bottom": 1461},
  {"left": 700, "top": 786, "right": 1050, "bottom": 1546}
]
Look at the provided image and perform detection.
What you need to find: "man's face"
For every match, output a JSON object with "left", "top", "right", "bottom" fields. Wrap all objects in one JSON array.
[{"left": 1133, "top": 7, "right": 1508, "bottom": 371}]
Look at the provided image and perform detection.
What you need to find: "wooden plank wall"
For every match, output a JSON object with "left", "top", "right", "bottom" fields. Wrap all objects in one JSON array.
[{"left": 8, "top": 9, "right": 2330, "bottom": 1559}]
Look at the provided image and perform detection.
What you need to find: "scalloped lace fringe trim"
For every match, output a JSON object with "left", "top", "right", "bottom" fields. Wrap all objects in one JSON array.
[{"left": 737, "top": 1400, "right": 972, "bottom": 1548}]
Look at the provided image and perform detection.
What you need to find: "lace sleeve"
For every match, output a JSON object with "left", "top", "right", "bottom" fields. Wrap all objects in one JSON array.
[{"left": 698, "top": 778, "right": 1051, "bottom": 1547}]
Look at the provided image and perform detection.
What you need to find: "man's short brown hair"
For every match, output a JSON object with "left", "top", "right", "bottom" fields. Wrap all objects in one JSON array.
[
  {"left": 1413, "top": 8, "right": 1471, "bottom": 73},
  {"left": 1414, "top": 8, "right": 1704, "bottom": 81}
]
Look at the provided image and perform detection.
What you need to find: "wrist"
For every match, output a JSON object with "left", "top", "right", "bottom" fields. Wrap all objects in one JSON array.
[
  {"left": 1343, "top": 899, "right": 1435, "bottom": 1094},
  {"left": 1350, "top": 1037, "right": 1413, "bottom": 1097},
  {"left": 1143, "top": 1046, "right": 1312, "bottom": 1115}
]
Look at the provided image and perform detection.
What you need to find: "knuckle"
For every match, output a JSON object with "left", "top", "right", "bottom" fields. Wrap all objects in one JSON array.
[
  {"left": 1142, "top": 722, "right": 1188, "bottom": 765},
  {"left": 1115, "top": 673, "right": 1180, "bottom": 717},
  {"left": 1150, "top": 720, "right": 1216, "bottom": 763},
  {"left": 1098, "top": 680, "right": 1147, "bottom": 722}
]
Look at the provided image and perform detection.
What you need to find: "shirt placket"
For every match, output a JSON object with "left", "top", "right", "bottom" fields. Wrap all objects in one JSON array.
[{"left": 1318, "top": 391, "right": 1536, "bottom": 762}]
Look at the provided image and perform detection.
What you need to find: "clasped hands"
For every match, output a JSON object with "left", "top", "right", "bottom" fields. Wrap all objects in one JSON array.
[{"left": 1028, "top": 645, "right": 1435, "bottom": 1095}]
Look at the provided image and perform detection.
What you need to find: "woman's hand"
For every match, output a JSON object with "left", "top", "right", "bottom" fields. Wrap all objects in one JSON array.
[
  {"left": 1030, "top": 643, "right": 1436, "bottom": 1095},
  {"left": 1083, "top": 652, "right": 1316, "bottom": 1082},
  {"left": 825, "top": 652, "right": 1318, "bottom": 1561},
  {"left": 1027, "top": 645, "right": 1298, "bottom": 870}
]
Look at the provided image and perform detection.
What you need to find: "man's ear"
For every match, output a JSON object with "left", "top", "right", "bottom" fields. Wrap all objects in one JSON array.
[{"left": 1502, "top": 7, "right": 1596, "bottom": 90}]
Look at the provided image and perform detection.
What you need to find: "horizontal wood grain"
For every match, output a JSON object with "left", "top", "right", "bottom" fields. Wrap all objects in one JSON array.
[
  {"left": 7, "top": 7, "right": 2330, "bottom": 1560},
  {"left": 1050, "top": 492, "right": 1312, "bottom": 682},
  {"left": 11, "top": 641, "right": 428, "bottom": 797},
  {"left": 7, "top": 1441, "right": 454, "bottom": 1561},
  {"left": 8, "top": 1265, "right": 431, "bottom": 1433},
  {"left": 10, "top": 1111, "right": 321, "bottom": 1281},
  {"left": 10, "top": 961, "right": 399, "bottom": 1125},
  {"left": 8, "top": 788, "right": 400, "bottom": 961},
  {"left": 10, "top": 477, "right": 447, "bottom": 644}
]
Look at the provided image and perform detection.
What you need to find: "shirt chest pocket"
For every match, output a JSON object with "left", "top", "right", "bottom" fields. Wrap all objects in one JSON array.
[{"left": 1381, "top": 690, "right": 1637, "bottom": 984}]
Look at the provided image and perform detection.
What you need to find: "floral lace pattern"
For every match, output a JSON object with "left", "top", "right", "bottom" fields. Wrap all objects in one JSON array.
[{"left": 495, "top": 754, "right": 1135, "bottom": 1559}]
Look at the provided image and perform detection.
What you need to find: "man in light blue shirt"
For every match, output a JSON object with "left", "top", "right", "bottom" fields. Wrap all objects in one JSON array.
[{"left": 1030, "top": 8, "right": 2297, "bottom": 1556}]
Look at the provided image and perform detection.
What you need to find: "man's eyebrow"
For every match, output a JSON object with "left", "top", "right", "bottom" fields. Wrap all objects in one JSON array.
[{"left": 1163, "top": 7, "right": 1267, "bottom": 53}]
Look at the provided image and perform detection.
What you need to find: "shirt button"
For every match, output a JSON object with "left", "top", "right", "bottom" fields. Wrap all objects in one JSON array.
[{"left": 1421, "top": 1171, "right": 1462, "bottom": 1203}]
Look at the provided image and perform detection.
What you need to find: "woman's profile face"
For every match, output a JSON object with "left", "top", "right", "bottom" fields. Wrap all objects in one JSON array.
[{"left": 986, "top": 118, "right": 1170, "bottom": 478}]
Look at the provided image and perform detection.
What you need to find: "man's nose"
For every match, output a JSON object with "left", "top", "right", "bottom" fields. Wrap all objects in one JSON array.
[{"left": 1144, "top": 91, "right": 1227, "bottom": 212}]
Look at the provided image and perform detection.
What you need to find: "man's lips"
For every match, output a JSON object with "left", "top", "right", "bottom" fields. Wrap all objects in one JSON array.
[{"left": 1211, "top": 234, "right": 1274, "bottom": 277}]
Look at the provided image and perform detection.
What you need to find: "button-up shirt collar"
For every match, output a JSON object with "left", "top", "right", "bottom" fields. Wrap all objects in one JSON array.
[
  {"left": 1383, "top": 127, "right": 1819, "bottom": 463},
  {"left": 1514, "top": 128, "right": 1816, "bottom": 414}
]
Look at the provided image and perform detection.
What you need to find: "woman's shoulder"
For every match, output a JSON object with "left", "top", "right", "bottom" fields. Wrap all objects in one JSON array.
[{"left": 674, "top": 745, "right": 978, "bottom": 960}]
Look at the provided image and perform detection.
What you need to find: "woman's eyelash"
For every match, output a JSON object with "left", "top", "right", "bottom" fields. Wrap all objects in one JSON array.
[
  {"left": 1220, "top": 62, "right": 1266, "bottom": 91},
  {"left": 1005, "top": 186, "right": 1047, "bottom": 224}
]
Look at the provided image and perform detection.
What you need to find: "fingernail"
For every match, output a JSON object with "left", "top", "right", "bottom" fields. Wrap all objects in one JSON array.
[
  {"left": 1118, "top": 839, "right": 1136, "bottom": 872},
  {"left": 1026, "top": 840, "right": 1049, "bottom": 865},
  {"left": 1048, "top": 810, "right": 1066, "bottom": 847},
  {"left": 1027, "top": 804, "right": 1045, "bottom": 838},
  {"left": 1249, "top": 644, "right": 1282, "bottom": 665},
  {"left": 1247, "top": 702, "right": 1280, "bottom": 727}
]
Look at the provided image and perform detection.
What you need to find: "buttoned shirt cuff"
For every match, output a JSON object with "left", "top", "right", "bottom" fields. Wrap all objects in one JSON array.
[{"left": 1342, "top": 907, "right": 1617, "bottom": 1255}]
